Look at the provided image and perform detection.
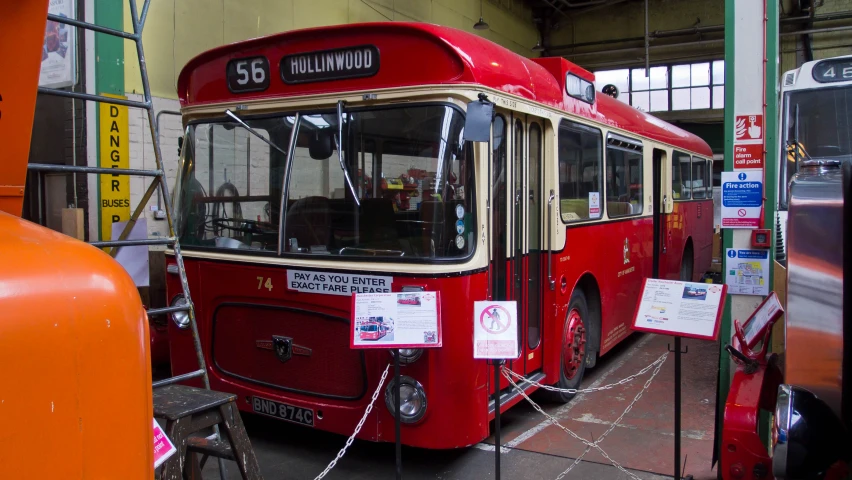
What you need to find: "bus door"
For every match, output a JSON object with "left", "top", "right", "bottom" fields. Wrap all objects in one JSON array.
[
  {"left": 489, "top": 112, "right": 546, "bottom": 385},
  {"left": 521, "top": 117, "right": 544, "bottom": 374},
  {"left": 652, "top": 148, "right": 667, "bottom": 278}
]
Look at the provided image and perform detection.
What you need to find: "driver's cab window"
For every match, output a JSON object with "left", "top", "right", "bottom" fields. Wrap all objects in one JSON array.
[{"left": 174, "top": 117, "right": 288, "bottom": 252}]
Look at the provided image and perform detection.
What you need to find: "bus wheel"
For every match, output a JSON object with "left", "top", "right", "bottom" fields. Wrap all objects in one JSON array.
[
  {"left": 680, "top": 246, "right": 694, "bottom": 281},
  {"left": 549, "top": 290, "right": 589, "bottom": 403}
]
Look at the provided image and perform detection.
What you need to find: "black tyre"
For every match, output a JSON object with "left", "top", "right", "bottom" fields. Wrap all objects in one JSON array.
[
  {"left": 680, "top": 246, "right": 694, "bottom": 281},
  {"left": 545, "top": 289, "right": 590, "bottom": 403}
]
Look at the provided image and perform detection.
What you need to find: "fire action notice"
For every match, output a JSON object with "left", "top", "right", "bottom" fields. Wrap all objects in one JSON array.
[{"left": 287, "top": 270, "right": 392, "bottom": 296}]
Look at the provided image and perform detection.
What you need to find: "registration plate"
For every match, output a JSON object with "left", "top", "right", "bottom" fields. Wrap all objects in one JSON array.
[{"left": 251, "top": 396, "right": 315, "bottom": 427}]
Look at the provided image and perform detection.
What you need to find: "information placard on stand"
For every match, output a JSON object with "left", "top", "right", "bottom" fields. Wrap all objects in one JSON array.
[
  {"left": 351, "top": 292, "right": 442, "bottom": 349},
  {"left": 631, "top": 278, "right": 727, "bottom": 340},
  {"left": 350, "top": 291, "right": 442, "bottom": 480},
  {"left": 630, "top": 278, "right": 726, "bottom": 480}
]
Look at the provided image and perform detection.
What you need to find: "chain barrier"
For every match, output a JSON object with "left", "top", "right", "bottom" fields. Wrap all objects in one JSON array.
[
  {"left": 313, "top": 363, "right": 392, "bottom": 480},
  {"left": 501, "top": 352, "right": 669, "bottom": 480}
]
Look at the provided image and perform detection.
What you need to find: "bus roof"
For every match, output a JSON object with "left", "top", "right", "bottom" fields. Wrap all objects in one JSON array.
[
  {"left": 781, "top": 53, "right": 852, "bottom": 93},
  {"left": 178, "top": 22, "right": 713, "bottom": 157}
]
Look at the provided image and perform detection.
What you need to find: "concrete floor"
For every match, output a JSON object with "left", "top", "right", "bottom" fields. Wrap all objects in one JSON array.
[{"left": 194, "top": 332, "right": 720, "bottom": 480}]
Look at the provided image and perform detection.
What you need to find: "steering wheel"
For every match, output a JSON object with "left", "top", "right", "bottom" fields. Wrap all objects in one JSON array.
[{"left": 211, "top": 218, "right": 274, "bottom": 236}]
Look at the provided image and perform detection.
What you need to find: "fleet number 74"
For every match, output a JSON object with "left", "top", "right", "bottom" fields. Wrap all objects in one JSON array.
[{"left": 257, "top": 277, "right": 273, "bottom": 291}]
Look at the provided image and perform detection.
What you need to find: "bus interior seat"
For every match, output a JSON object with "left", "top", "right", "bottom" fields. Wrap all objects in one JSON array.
[
  {"left": 561, "top": 198, "right": 589, "bottom": 219},
  {"left": 325, "top": 198, "right": 400, "bottom": 251},
  {"left": 606, "top": 201, "right": 632, "bottom": 217},
  {"left": 357, "top": 198, "right": 398, "bottom": 246},
  {"left": 285, "top": 196, "right": 331, "bottom": 249}
]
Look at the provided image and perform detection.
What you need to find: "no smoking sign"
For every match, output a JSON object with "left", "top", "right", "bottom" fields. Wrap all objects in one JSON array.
[{"left": 473, "top": 301, "right": 518, "bottom": 359}]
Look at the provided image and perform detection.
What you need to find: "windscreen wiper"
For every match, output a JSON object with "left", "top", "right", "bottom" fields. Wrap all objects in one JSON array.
[
  {"left": 335, "top": 100, "right": 361, "bottom": 207},
  {"left": 225, "top": 109, "right": 289, "bottom": 157}
]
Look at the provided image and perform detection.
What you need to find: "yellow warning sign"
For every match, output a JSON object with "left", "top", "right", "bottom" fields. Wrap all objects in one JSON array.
[{"left": 99, "top": 94, "right": 130, "bottom": 241}]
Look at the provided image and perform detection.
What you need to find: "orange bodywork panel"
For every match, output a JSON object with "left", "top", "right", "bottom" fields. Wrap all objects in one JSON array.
[
  {"left": 0, "top": 212, "right": 154, "bottom": 478},
  {"left": 0, "top": 1, "right": 49, "bottom": 216}
]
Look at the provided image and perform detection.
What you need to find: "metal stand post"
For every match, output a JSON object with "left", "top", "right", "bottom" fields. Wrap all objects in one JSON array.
[
  {"left": 669, "top": 337, "right": 688, "bottom": 480},
  {"left": 493, "top": 359, "right": 504, "bottom": 480},
  {"left": 394, "top": 349, "right": 402, "bottom": 480}
]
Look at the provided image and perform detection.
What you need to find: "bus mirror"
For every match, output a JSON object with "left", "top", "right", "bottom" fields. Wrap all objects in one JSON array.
[
  {"left": 309, "top": 129, "right": 334, "bottom": 160},
  {"left": 177, "top": 136, "right": 183, "bottom": 156},
  {"left": 464, "top": 95, "right": 494, "bottom": 143}
]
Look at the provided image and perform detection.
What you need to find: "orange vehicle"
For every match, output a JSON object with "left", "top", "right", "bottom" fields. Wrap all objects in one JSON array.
[{"left": 0, "top": 2, "right": 154, "bottom": 478}]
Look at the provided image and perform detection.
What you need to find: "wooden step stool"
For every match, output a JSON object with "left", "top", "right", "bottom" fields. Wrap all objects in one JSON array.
[{"left": 154, "top": 384, "right": 263, "bottom": 480}]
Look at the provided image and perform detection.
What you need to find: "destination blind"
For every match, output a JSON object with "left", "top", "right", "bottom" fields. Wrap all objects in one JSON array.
[{"left": 281, "top": 45, "right": 380, "bottom": 84}]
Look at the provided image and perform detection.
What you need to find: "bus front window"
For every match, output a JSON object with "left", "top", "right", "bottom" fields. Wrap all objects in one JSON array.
[
  {"left": 173, "top": 104, "right": 474, "bottom": 261},
  {"left": 780, "top": 86, "right": 852, "bottom": 209}
]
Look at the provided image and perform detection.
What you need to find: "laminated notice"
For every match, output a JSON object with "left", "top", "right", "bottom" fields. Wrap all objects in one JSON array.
[{"left": 473, "top": 301, "right": 519, "bottom": 359}]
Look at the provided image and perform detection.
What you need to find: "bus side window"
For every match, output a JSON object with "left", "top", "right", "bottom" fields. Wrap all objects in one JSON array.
[
  {"left": 605, "top": 138, "right": 643, "bottom": 217},
  {"left": 691, "top": 156, "right": 706, "bottom": 199},
  {"left": 672, "top": 150, "right": 692, "bottom": 200},
  {"left": 705, "top": 159, "right": 712, "bottom": 199},
  {"left": 557, "top": 119, "right": 602, "bottom": 223}
]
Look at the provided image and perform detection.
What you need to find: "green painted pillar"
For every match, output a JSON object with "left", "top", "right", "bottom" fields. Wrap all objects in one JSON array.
[{"left": 716, "top": 0, "right": 780, "bottom": 462}]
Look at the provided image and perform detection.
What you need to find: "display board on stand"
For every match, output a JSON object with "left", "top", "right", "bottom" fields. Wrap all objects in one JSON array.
[
  {"left": 473, "top": 301, "right": 519, "bottom": 359},
  {"left": 631, "top": 277, "right": 726, "bottom": 480},
  {"left": 471, "top": 300, "right": 519, "bottom": 480},
  {"left": 351, "top": 291, "right": 441, "bottom": 349},
  {"left": 350, "top": 291, "right": 442, "bottom": 480},
  {"left": 631, "top": 278, "right": 727, "bottom": 340}
]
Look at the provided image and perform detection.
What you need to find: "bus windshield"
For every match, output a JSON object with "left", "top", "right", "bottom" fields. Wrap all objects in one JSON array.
[
  {"left": 780, "top": 86, "right": 852, "bottom": 209},
  {"left": 172, "top": 104, "right": 474, "bottom": 260}
]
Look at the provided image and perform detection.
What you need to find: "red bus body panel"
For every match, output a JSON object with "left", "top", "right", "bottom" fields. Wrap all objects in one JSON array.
[{"left": 167, "top": 262, "right": 491, "bottom": 448}]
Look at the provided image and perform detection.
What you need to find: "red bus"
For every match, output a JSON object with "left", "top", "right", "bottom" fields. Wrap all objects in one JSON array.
[
  {"left": 359, "top": 321, "right": 389, "bottom": 341},
  {"left": 165, "top": 22, "right": 713, "bottom": 449}
]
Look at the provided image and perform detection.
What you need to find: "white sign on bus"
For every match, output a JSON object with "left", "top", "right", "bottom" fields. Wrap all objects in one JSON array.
[{"left": 286, "top": 270, "right": 392, "bottom": 296}]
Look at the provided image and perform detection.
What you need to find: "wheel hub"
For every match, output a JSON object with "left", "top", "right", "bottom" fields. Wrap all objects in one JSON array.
[{"left": 562, "top": 309, "right": 587, "bottom": 380}]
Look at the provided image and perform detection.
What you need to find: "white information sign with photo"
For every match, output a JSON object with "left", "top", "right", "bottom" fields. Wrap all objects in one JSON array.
[
  {"left": 724, "top": 248, "right": 770, "bottom": 296},
  {"left": 40, "top": 0, "right": 77, "bottom": 88},
  {"left": 473, "top": 301, "right": 519, "bottom": 359},
  {"left": 350, "top": 292, "right": 441, "bottom": 349},
  {"left": 631, "top": 279, "right": 727, "bottom": 341},
  {"left": 287, "top": 269, "right": 392, "bottom": 296}
]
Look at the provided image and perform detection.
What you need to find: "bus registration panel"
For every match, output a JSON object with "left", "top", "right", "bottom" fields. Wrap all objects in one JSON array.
[{"left": 252, "top": 396, "right": 315, "bottom": 426}]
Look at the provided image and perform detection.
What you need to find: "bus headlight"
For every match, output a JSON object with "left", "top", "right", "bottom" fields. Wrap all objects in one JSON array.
[
  {"left": 170, "top": 295, "right": 190, "bottom": 329},
  {"left": 389, "top": 349, "right": 423, "bottom": 364},
  {"left": 385, "top": 375, "right": 427, "bottom": 423},
  {"left": 771, "top": 384, "right": 850, "bottom": 479}
]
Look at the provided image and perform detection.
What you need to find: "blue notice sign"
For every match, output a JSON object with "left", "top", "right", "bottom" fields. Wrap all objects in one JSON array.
[
  {"left": 722, "top": 181, "right": 762, "bottom": 207},
  {"left": 721, "top": 169, "right": 762, "bottom": 229},
  {"left": 729, "top": 249, "right": 768, "bottom": 259}
]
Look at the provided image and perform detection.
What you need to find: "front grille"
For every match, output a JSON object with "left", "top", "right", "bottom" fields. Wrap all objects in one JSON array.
[{"left": 212, "top": 303, "right": 366, "bottom": 400}]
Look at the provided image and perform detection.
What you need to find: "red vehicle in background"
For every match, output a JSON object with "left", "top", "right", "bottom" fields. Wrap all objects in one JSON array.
[
  {"left": 165, "top": 22, "right": 713, "bottom": 449},
  {"left": 359, "top": 321, "right": 389, "bottom": 341},
  {"left": 397, "top": 295, "right": 421, "bottom": 306}
]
